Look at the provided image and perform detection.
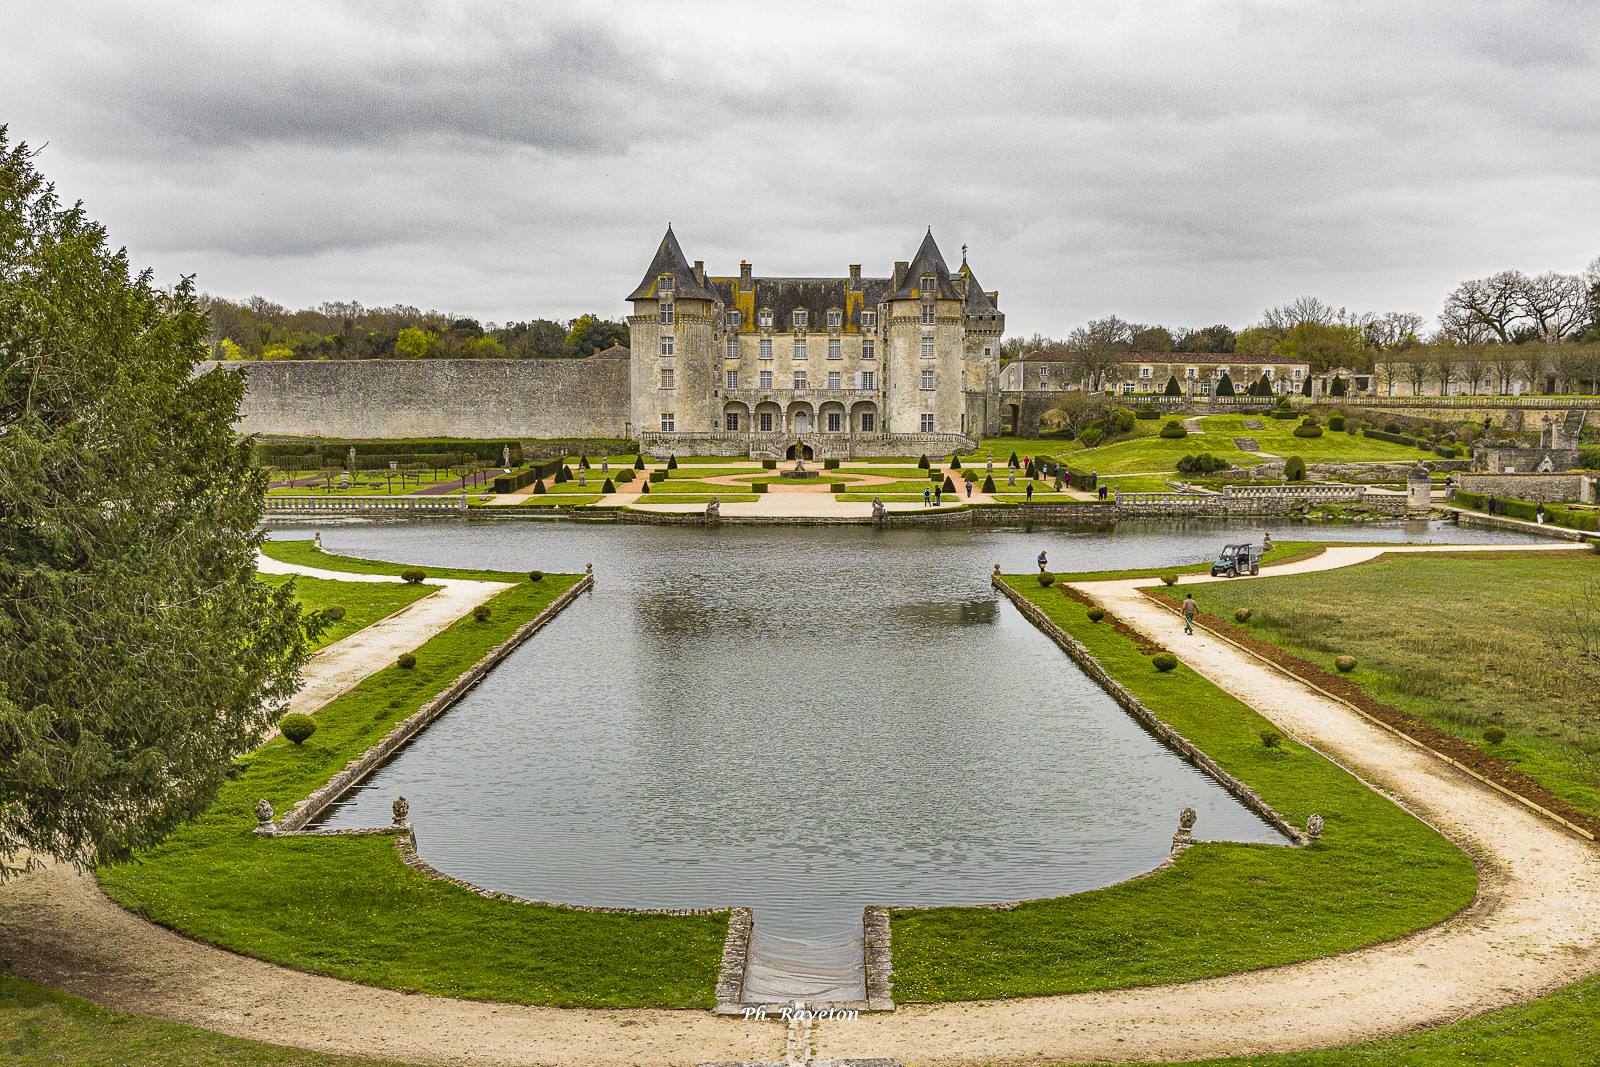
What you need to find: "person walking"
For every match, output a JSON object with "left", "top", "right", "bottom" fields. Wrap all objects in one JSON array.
[
  {"left": 1537, "top": 502, "right": 1546, "bottom": 525},
  {"left": 1038, "top": 549, "right": 1049, "bottom": 572},
  {"left": 1182, "top": 592, "right": 1199, "bottom": 635},
  {"left": 1098, "top": 483, "right": 1108, "bottom": 500},
  {"left": 923, "top": 486, "right": 932, "bottom": 508},
  {"left": 1026, "top": 481, "right": 1034, "bottom": 502},
  {"left": 965, "top": 479, "right": 973, "bottom": 499},
  {"left": 934, "top": 484, "right": 942, "bottom": 506}
]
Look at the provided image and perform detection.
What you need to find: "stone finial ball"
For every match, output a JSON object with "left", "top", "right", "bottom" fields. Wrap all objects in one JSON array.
[
  {"left": 393, "top": 796, "right": 410, "bottom": 825},
  {"left": 255, "top": 799, "right": 274, "bottom": 825},
  {"left": 1179, "top": 806, "right": 1197, "bottom": 830},
  {"left": 1307, "top": 813, "right": 1324, "bottom": 838}
]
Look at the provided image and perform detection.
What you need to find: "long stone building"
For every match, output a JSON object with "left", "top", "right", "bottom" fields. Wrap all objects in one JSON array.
[{"left": 629, "top": 227, "right": 1002, "bottom": 457}]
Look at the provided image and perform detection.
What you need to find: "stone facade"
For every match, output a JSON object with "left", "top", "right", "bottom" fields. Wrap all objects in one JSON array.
[
  {"left": 627, "top": 227, "right": 1000, "bottom": 454},
  {"left": 1000, "top": 351, "right": 1311, "bottom": 398},
  {"left": 1456, "top": 471, "right": 1595, "bottom": 503},
  {"left": 207, "top": 356, "right": 632, "bottom": 441}
]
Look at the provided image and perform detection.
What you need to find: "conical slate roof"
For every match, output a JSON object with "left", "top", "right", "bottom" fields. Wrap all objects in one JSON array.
[
  {"left": 960, "top": 259, "right": 997, "bottom": 313},
  {"left": 887, "top": 229, "right": 962, "bottom": 301},
  {"left": 627, "top": 226, "right": 717, "bottom": 301}
]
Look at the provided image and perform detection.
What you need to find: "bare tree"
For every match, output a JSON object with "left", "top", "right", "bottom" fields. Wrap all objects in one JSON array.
[
  {"left": 1404, "top": 350, "right": 1430, "bottom": 396},
  {"left": 1362, "top": 311, "right": 1425, "bottom": 350},
  {"left": 1065, "top": 316, "right": 1132, "bottom": 392},
  {"left": 1372, "top": 346, "right": 1404, "bottom": 396},
  {"left": 1456, "top": 347, "right": 1489, "bottom": 395},
  {"left": 1429, "top": 349, "right": 1458, "bottom": 396},
  {"left": 1489, "top": 344, "right": 1528, "bottom": 394},
  {"left": 1441, "top": 272, "right": 1525, "bottom": 344},
  {"left": 1516, "top": 272, "right": 1591, "bottom": 343}
]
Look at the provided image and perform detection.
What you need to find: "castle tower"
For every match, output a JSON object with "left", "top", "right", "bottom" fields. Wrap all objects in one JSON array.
[
  {"left": 881, "top": 230, "right": 964, "bottom": 437},
  {"left": 626, "top": 226, "right": 721, "bottom": 438},
  {"left": 957, "top": 249, "right": 1005, "bottom": 438}
]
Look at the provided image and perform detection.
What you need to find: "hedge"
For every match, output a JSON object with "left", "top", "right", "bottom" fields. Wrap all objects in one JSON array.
[
  {"left": 1363, "top": 428, "right": 1417, "bottom": 447},
  {"left": 257, "top": 440, "right": 523, "bottom": 465},
  {"left": 1453, "top": 489, "right": 1600, "bottom": 531},
  {"left": 1065, "top": 466, "right": 1098, "bottom": 491},
  {"left": 492, "top": 456, "right": 565, "bottom": 493}
]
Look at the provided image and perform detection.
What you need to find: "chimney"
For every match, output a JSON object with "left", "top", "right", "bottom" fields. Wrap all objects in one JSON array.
[
  {"left": 849, "top": 264, "right": 861, "bottom": 289},
  {"left": 693, "top": 261, "right": 704, "bottom": 287},
  {"left": 740, "top": 261, "right": 753, "bottom": 291},
  {"left": 894, "top": 261, "right": 908, "bottom": 288}
]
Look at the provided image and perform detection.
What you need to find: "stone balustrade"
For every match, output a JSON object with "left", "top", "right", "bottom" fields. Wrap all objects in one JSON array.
[
  {"left": 1222, "top": 484, "right": 1368, "bottom": 503},
  {"left": 264, "top": 495, "right": 467, "bottom": 513}
]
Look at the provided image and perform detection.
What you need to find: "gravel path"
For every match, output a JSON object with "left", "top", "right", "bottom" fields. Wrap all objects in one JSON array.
[{"left": 0, "top": 543, "right": 1595, "bottom": 1066}]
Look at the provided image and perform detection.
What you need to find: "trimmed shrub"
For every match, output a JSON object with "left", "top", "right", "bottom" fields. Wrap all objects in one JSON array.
[
  {"left": 1176, "top": 453, "right": 1232, "bottom": 474},
  {"left": 279, "top": 713, "right": 317, "bottom": 745},
  {"left": 1160, "top": 573, "right": 1179, "bottom": 586},
  {"left": 401, "top": 567, "right": 426, "bottom": 584},
  {"left": 1086, "top": 606, "right": 1106, "bottom": 622},
  {"left": 638, "top": 481, "right": 650, "bottom": 494},
  {"left": 930, "top": 468, "right": 943, "bottom": 481},
  {"left": 1483, "top": 726, "right": 1507, "bottom": 745},
  {"left": 1260, "top": 729, "right": 1283, "bottom": 749},
  {"left": 941, "top": 475, "right": 957, "bottom": 493},
  {"left": 1151, "top": 652, "right": 1178, "bottom": 672},
  {"left": 1159, "top": 420, "right": 1188, "bottom": 439},
  {"left": 527, "top": 570, "right": 543, "bottom": 582},
  {"left": 1008, "top": 451, "right": 1020, "bottom": 467},
  {"left": 830, "top": 482, "right": 846, "bottom": 492},
  {"left": 1216, "top": 372, "right": 1235, "bottom": 397},
  {"left": 963, "top": 469, "right": 978, "bottom": 483},
  {"left": 1038, "top": 572, "right": 1055, "bottom": 587},
  {"left": 323, "top": 605, "right": 346, "bottom": 622},
  {"left": 614, "top": 469, "right": 635, "bottom": 484},
  {"left": 752, "top": 482, "right": 768, "bottom": 494},
  {"left": 471, "top": 604, "right": 491, "bottom": 622},
  {"left": 1385, "top": 421, "right": 1401, "bottom": 434},
  {"left": 396, "top": 654, "right": 416, "bottom": 669},
  {"left": 1234, "top": 607, "right": 1253, "bottom": 623},
  {"left": 1270, "top": 409, "right": 1299, "bottom": 420},
  {"left": 824, "top": 458, "right": 840, "bottom": 470},
  {"left": 666, "top": 455, "right": 678, "bottom": 470},
  {"left": 918, "top": 454, "right": 931, "bottom": 469},
  {"left": 1136, "top": 407, "right": 1160, "bottom": 420},
  {"left": 648, "top": 470, "right": 668, "bottom": 483},
  {"left": 633, "top": 455, "right": 646, "bottom": 470},
  {"left": 578, "top": 456, "right": 590, "bottom": 469},
  {"left": 601, "top": 478, "right": 616, "bottom": 493},
  {"left": 1164, "top": 375, "right": 1182, "bottom": 396},
  {"left": 532, "top": 479, "right": 547, "bottom": 494},
  {"left": 553, "top": 466, "right": 569, "bottom": 484},
  {"left": 1284, "top": 455, "right": 1306, "bottom": 482},
  {"left": 1335, "top": 655, "right": 1357, "bottom": 673},
  {"left": 1330, "top": 377, "right": 1347, "bottom": 397},
  {"left": 1328, "top": 415, "right": 1346, "bottom": 431},
  {"left": 982, "top": 475, "right": 997, "bottom": 492},
  {"left": 951, "top": 454, "right": 963, "bottom": 469},
  {"left": 1294, "top": 420, "right": 1324, "bottom": 438}
]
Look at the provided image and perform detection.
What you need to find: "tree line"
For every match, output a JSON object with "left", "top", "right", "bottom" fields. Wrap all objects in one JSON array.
[
  {"left": 1004, "top": 256, "right": 1600, "bottom": 392},
  {"left": 203, "top": 295, "right": 630, "bottom": 361}
]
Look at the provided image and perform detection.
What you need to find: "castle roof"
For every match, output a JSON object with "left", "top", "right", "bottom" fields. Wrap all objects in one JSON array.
[
  {"left": 627, "top": 226, "right": 717, "bottom": 302},
  {"left": 886, "top": 230, "right": 962, "bottom": 301},
  {"left": 959, "top": 259, "right": 998, "bottom": 314},
  {"left": 593, "top": 344, "right": 631, "bottom": 358}
]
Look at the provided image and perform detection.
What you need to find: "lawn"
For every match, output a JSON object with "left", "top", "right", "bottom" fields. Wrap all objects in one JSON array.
[
  {"left": 1202, "top": 414, "right": 1435, "bottom": 463},
  {"left": 1207, "top": 551, "right": 1600, "bottom": 819},
  {"left": 1053, "top": 427, "right": 1267, "bottom": 475},
  {"left": 256, "top": 574, "right": 431, "bottom": 651},
  {"left": 888, "top": 571, "right": 1476, "bottom": 1001},
  {"left": 99, "top": 556, "right": 728, "bottom": 1008},
  {"left": 261, "top": 540, "right": 526, "bottom": 583}
]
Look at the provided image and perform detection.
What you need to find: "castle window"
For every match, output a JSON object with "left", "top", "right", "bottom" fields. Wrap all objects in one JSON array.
[
  {"left": 760, "top": 411, "right": 774, "bottom": 432},
  {"left": 920, "top": 413, "right": 935, "bottom": 432},
  {"left": 726, "top": 337, "right": 738, "bottom": 359},
  {"left": 660, "top": 411, "right": 675, "bottom": 431},
  {"left": 759, "top": 338, "right": 773, "bottom": 359},
  {"left": 1293, "top": 368, "right": 1303, "bottom": 378},
  {"left": 726, "top": 310, "right": 740, "bottom": 327},
  {"left": 827, "top": 412, "right": 842, "bottom": 432},
  {"left": 860, "top": 412, "right": 875, "bottom": 431},
  {"left": 1040, "top": 366, "right": 1048, "bottom": 378},
  {"left": 726, "top": 369, "right": 738, "bottom": 389},
  {"left": 921, "top": 370, "right": 935, "bottom": 391},
  {"left": 828, "top": 371, "right": 841, "bottom": 389},
  {"left": 921, "top": 303, "right": 935, "bottom": 325},
  {"left": 759, "top": 369, "right": 773, "bottom": 389},
  {"left": 793, "top": 310, "right": 808, "bottom": 330},
  {"left": 660, "top": 337, "right": 674, "bottom": 357},
  {"left": 659, "top": 303, "right": 674, "bottom": 325},
  {"left": 828, "top": 338, "right": 841, "bottom": 360},
  {"left": 794, "top": 337, "right": 807, "bottom": 360},
  {"left": 1186, "top": 367, "right": 1197, "bottom": 379},
  {"left": 921, "top": 337, "right": 934, "bottom": 358},
  {"left": 794, "top": 371, "right": 807, "bottom": 389},
  {"left": 861, "top": 310, "right": 876, "bottom": 328},
  {"left": 659, "top": 274, "right": 674, "bottom": 293},
  {"left": 1140, "top": 367, "right": 1151, "bottom": 378},
  {"left": 660, "top": 368, "right": 674, "bottom": 389},
  {"left": 726, "top": 412, "right": 740, "bottom": 431},
  {"left": 920, "top": 274, "right": 935, "bottom": 294},
  {"left": 861, "top": 339, "right": 875, "bottom": 360},
  {"left": 983, "top": 346, "right": 992, "bottom": 357},
  {"left": 759, "top": 309, "right": 773, "bottom": 328},
  {"left": 859, "top": 370, "right": 876, "bottom": 390},
  {"left": 827, "top": 309, "right": 842, "bottom": 328}
]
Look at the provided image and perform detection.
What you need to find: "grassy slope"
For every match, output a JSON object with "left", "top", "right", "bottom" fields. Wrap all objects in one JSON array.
[
  {"left": 256, "top": 574, "right": 430, "bottom": 651},
  {"left": 888, "top": 572, "right": 1475, "bottom": 1002},
  {"left": 100, "top": 562, "right": 726, "bottom": 1008},
  {"left": 1059, "top": 414, "right": 1429, "bottom": 476},
  {"left": 1221, "top": 552, "right": 1600, "bottom": 818}
]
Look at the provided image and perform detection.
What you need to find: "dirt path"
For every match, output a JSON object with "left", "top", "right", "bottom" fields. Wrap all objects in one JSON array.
[
  {"left": 256, "top": 552, "right": 513, "bottom": 718},
  {"left": 2, "top": 543, "right": 1596, "bottom": 1065}
]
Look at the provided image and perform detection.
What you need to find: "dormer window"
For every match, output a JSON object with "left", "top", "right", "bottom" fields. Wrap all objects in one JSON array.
[
  {"left": 659, "top": 274, "right": 675, "bottom": 293},
  {"left": 792, "top": 309, "right": 808, "bottom": 330},
  {"left": 827, "top": 309, "right": 842, "bottom": 328},
  {"left": 726, "top": 310, "right": 740, "bottom": 328},
  {"left": 920, "top": 274, "right": 935, "bottom": 294},
  {"left": 861, "top": 310, "right": 876, "bottom": 328},
  {"left": 759, "top": 309, "right": 773, "bottom": 329},
  {"left": 659, "top": 304, "right": 674, "bottom": 325}
]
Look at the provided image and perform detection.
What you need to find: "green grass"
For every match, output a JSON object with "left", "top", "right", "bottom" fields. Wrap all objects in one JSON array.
[
  {"left": 889, "top": 573, "right": 1476, "bottom": 1002},
  {"left": 97, "top": 571, "right": 727, "bottom": 1008},
  {"left": 1222, "top": 551, "right": 1600, "bottom": 818},
  {"left": 630, "top": 494, "right": 759, "bottom": 503},
  {"left": 834, "top": 493, "right": 967, "bottom": 504},
  {"left": 1202, "top": 414, "right": 1434, "bottom": 462},
  {"left": 1100, "top": 473, "right": 1184, "bottom": 493},
  {"left": 256, "top": 575, "right": 431, "bottom": 651},
  {"left": 262, "top": 540, "right": 525, "bottom": 583},
  {"left": 493, "top": 495, "right": 602, "bottom": 507}
]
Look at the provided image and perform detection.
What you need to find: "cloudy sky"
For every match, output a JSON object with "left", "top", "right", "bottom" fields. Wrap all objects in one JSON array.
[{"left": 5, "top": 0, "right": 1598, "bottom": 336}]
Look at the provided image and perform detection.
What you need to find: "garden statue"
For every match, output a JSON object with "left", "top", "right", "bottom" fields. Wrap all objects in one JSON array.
[
  {"left": 871, "top": 496, "right": 886, "bottom": 522},
  {"left": 1262, "top": 530, "right": 1274, "bottom": 552},
  {"left": 503, "top": 445, "right": 511, "bottom": 468},
  {"left": 348, "top": 446, "right": 357, "bottom": 468},
  {"left": 313, "top": 532, "right": 323, "bottom": 552},
  {"left": 254, "top": 798, "right": 275, "bottom": 835},
  {"left": 705, "top": 497, "right": 720, "bottom": 521},
  {"left": 601, "top": 458, "right": 609, "bottom": 473},
  {"left": 392, "top": 796, "right": 410, "bottom": 827},
  {"left": 586, "top": 562, "right": 594, "bottom": 575},
  {"left": 1172, "top": 806, "right": 1197, "bottom": 853},
  {"left": 794, "top": 450, "right": 807, "bottom": 473},
  {"left": 986, "top": 458, "right": 994, "bottom": 474},
  {"left": 1306, "top": 813, "right": 1323, "bottom": 839},
  {"left": 578, "top": 471, "right": 586, "bottom": 487},
  {"left": 340, "top": 471, "right": 349, "bottom": 488},
  {"left": 1008, "top": 469, "right": 1017, "bottom": 487}
]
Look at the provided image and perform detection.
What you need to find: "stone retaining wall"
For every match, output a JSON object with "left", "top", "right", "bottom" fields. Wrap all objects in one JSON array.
[
  {"left": 713, "top": 908, "right": 754, "bottom": 1012},
  {"left": 863, "top": 906, "right": 895, "bottom": 1012},
  {"left": 1457, "top": 471, "right": 1591, "bottom": 503},
  {"left": 993, "top": 577, "right": 1309, "bottom": 846}
]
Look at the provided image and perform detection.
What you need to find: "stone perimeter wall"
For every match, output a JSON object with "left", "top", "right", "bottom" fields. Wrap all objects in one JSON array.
[{"left": 204, "top": 358, "right": 632, "bottom": 440}]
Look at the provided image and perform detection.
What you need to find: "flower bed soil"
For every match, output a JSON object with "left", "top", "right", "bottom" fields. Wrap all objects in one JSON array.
[{"left": 1146, "top": 586, "right": 1600, "bottom": 839}]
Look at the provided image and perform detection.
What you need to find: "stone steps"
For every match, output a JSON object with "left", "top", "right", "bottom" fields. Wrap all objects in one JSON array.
[{"left": 1233, "top": 437, "right": 1261, "bottom": 452}]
